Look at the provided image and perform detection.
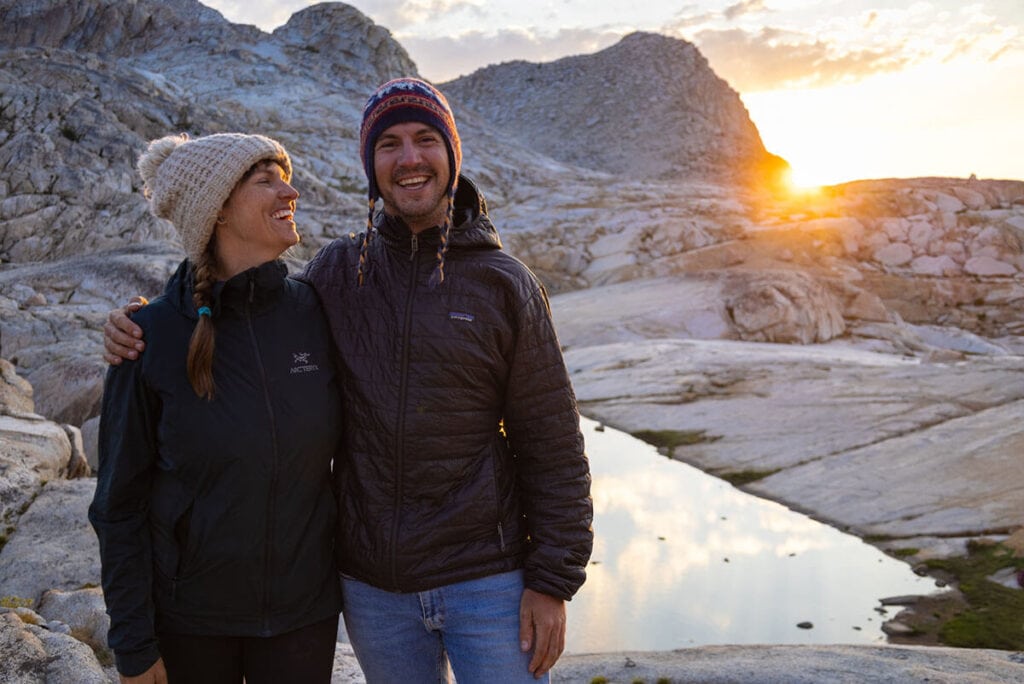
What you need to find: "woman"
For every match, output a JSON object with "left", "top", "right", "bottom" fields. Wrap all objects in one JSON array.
[{"left": 89, "top": 133, "right": 343, "bottom": 684}]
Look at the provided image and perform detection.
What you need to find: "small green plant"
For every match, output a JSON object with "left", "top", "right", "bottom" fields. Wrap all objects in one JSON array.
[
  {"left": 657, "top": 678, "right": 672, "bottom": 684},
  {"left": 632, "top": 429, "right": 720, "bottom": 449},
  {"left": 893, "top": 547, "right": 920, "bottom": 558},
  {"left": 59, "top": 124, "right": 82, "bottom": 142},
  {"left": 0, "top": 595, "right": 35, "bottom": 609},
  {"left": 717, "top": 468, "right": 780, "bottom": 486},
  {"left": 922, "top": 540, "right": 1024, "bottom": 649},
  {"left": 590, "top": 677, "right": 608, "bottom": 684}
]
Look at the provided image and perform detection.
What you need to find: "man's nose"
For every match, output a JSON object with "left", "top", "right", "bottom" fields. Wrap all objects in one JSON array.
[{"left": 396, "top": 140, "right": 422, "bottom": 165}]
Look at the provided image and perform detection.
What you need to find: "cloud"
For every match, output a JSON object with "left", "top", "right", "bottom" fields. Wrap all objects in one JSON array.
[
  {"left": 692, "top": 27, "right": 913, "bottom": 92},
  {"left": 723, "top": 0, "right": 769, "bottom": 21},
  {"left": 355, "top": 0, "right": 482, "bottom": 31},
  {"left": 400, "top": 26, "right": 625, "bottom": 82}
]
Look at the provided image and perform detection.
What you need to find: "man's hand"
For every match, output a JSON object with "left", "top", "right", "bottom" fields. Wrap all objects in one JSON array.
[
  {"left": 519, "top": 588, "right": 566, "bottom": 679},
  {"left": 120, "top": 657, "right": 168, "bottom": 684},
  {"left": 103, "top": 297, "right": 148, "bottom": 365}
]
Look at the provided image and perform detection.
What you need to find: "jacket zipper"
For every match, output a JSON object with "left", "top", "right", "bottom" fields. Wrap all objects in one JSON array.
[
  {"left": 247, "top": 276, "right": 281, "bottom": 633},
  {"left": 389, "top": 232, "right": 419, "bottom": 588}
]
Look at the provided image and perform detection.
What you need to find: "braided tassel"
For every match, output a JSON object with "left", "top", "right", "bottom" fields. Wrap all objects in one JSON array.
[
  {"left": 356, "top": 197, "right": 375, "bottom": 286},
  {"left": 428, "top": 190, "right": 456, "bottom": 288}
]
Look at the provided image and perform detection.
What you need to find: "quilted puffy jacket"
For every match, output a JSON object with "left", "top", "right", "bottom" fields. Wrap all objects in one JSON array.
[
  {"left": 300, "top": 176, "right": 593, "bottom": 599},
  {"left": 89, "top": 259, "right": 343, "bottom": 676}
]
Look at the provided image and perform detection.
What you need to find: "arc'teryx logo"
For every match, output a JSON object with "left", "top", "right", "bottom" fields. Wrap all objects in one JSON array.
[{"left": 290, "top": 351, "right": 319, "bottom": 374}]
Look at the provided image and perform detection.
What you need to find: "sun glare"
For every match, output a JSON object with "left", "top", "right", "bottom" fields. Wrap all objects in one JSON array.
[{"left": 782, "top": 166, "right": 823, "bottom": 196}]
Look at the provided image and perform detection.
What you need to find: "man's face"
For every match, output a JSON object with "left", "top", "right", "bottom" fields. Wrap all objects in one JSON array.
[{"left": 373, "top": 121, "right": 451, "bottom": 235}]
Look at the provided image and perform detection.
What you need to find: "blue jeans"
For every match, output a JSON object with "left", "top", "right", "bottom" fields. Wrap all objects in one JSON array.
[{"left": 341, "top": 569, "right": 548, "bottom": 683}]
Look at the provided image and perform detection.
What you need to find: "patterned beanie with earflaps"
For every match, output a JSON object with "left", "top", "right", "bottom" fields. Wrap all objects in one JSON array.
[{"left": 357, "top": 78, "right": 462, "bottom": 287}]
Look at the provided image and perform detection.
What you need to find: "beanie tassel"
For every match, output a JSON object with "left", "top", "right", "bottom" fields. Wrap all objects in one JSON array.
[{"left": 356, "top": 198, "right": 375, "bottom": 287}]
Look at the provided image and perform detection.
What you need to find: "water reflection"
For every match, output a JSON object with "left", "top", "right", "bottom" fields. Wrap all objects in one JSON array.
[{"left": 567, "top": 417, "right": 934, "bottom": 653}]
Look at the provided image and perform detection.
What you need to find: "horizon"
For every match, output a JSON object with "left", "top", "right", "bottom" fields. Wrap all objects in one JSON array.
[{"left": 204, "top": 0, "right": 1024, "bottom": 188}]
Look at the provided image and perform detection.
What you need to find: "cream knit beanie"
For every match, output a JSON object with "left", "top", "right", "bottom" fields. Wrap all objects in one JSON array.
[{"left": 137, "top": 133, "right": 292, "bottom": 261}]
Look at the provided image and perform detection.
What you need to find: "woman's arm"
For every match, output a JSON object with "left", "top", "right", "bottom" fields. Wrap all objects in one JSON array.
[{"left": 88, "top": 356, "right": 163, "bottom": 677}]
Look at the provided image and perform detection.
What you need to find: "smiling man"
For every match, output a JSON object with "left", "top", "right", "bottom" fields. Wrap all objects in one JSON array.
[
  {"left": 103, "top": 78, "right": 593, "bottom": 683},
  {"left": 307, "top": 77, "right": 594, "bottom": 683}
]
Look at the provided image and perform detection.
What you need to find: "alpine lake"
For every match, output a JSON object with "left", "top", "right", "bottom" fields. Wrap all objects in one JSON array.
[{"left": 565, "top": 417, "right": 936, "bottom": 653}]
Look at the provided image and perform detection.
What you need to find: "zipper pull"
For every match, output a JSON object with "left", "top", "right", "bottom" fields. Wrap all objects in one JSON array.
[{"left": 410, "top": 234, "right": 418, "bottom": 261}]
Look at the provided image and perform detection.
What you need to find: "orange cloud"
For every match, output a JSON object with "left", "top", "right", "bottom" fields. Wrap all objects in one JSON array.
[
  {"left": 693, "top": 27, "right": 913, "bottom": 92},
  {"left": 724, "top": 0, "right": 769, "bottom": 22}
]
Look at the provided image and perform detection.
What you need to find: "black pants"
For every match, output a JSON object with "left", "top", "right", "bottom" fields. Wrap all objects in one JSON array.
[{"left": 158, "top": 615, "right": 339, "bottom": 684}]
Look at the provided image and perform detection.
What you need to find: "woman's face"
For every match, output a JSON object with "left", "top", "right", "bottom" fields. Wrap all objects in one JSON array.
[{"left": 217, "top": 160, "right": 300, "bottom": 259}]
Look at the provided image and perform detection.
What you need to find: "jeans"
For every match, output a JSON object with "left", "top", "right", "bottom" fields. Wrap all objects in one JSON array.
[{"left": 341, "top": 569, "right": 548, "bottom": 683}]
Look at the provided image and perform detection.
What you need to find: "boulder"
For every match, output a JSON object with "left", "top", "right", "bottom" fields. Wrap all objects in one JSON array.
[
  {"left": 0, "top": 358, "right": 34, "bottom": 416},
  {"left": 874, "top": 242, "right": 914, "bottom": 266},
  {"left": 27, "top": 357, "right": 106, "bottom": 427},
  {"left": 964, "top": 255, "right": 1017, "bottom": 277},
  {"left": 0, "top": 479, "right": 100, "bottom": 606},
  {"left": 0, "top": 414, "right": 72, "bottom": 530},
  {"left": 0, "top": 611, "right": 108, "bottom": 684},
  {"left": 80, "top": 415, "right": 100, "bottom": 471},
  {"left": 723, "top": 271, "right": 845, "bottom": 344},
  {"left": 37, "top": 587, "right": 111, "bottom": 665}
]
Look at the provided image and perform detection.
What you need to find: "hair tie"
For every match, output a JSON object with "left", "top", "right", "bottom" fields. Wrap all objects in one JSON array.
[{"left": 197, "top": 306, "right": 212, "bottom": 318}]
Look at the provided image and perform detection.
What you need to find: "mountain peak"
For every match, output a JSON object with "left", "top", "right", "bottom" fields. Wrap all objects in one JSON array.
[{"left": 443, "top": 32, "right": 787, "bottom": 186}]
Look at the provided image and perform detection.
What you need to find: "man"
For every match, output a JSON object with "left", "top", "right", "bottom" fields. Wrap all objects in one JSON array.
[{"left": 104, "top": 78, "right": 593, "bottom": 682}]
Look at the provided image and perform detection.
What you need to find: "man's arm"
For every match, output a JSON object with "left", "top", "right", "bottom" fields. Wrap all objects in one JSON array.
[
  {"left": 503, "top": 280, "right": 594, "bottom": 677},
  {"left": 103, "top": 299, "right": 148, "bottom": 364}
]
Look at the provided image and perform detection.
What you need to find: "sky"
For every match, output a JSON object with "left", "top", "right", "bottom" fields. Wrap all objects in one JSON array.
[{"left": 203, "top": 0, "right": 1024, "bottom": 187}]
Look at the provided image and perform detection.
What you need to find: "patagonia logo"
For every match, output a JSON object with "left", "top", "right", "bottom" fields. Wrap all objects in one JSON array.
[
  {"left": 449, "top": 312, "right": 475, "bottom": 322},
  {"left": 290, "top": 351, "right": 320, "bottom": 374}
]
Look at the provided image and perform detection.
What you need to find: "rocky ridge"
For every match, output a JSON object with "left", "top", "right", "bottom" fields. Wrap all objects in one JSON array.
[
  {"left": 443, "top": 31, "right": 788, "bottom": 186},
  {"left": 1, "top": 0, "right": 1023, "bottom": 681}
]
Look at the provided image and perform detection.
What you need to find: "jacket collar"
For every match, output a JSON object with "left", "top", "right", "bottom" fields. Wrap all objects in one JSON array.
[{"left": 165, "top": 258, "right": 288, "bottom": 320}]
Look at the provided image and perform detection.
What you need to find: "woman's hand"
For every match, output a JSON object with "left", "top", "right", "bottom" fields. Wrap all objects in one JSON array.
[{"left": 119, "top": 657, "right": 168, "bottom": 684}]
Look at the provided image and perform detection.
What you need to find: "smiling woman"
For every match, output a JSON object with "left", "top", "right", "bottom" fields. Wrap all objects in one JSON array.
[
  {"left": 91, "top": 132, "right": 344, "bottom": 684},
  {"left": 215, "top": 160, "right": 300, "bottom": 278}
]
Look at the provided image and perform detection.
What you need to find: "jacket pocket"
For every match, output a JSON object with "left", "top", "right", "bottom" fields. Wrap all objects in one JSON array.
[
  {"left": 150, "top": 482, "right": 195, "bottom": 587},
  {"left": 172, "top": 502, "right": 196, "bottom": 578},
  {"left": 491, "top": 430, "right": 516, "bottom": 552}
]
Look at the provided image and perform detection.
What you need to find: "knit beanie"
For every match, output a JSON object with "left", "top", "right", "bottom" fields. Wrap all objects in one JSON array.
[
  {"left": 137, "top": 133, "right": 292, "bottom": 262},
  {"left": 357, "top": 78, "right": 462, "bottom": 286}
]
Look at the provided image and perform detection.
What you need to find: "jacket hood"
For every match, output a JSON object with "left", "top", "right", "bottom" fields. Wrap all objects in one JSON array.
[
  {"left": 377, "top": 174, "right": 502, "bottom": 252},
  {"left": 163, "top": 258, "right": 289, "bottom": 320}
]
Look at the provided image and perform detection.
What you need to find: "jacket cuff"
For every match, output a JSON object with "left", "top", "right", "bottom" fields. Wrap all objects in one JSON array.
[{"left": 116, "top": 643, "right": 161, "bottom": 677}]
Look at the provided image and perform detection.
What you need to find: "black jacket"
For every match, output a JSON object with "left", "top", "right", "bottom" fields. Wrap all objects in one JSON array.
[
  {"left": 301, "top": 177, "right": 593, "bottom": 600},
  {"left": 89, "top": 259, "right": 343, "bottom": 677}
]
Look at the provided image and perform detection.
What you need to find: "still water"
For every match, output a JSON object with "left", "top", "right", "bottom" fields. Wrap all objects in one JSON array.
[{"left": 566, "top": 417, "right": 934, "bottom": 653}]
